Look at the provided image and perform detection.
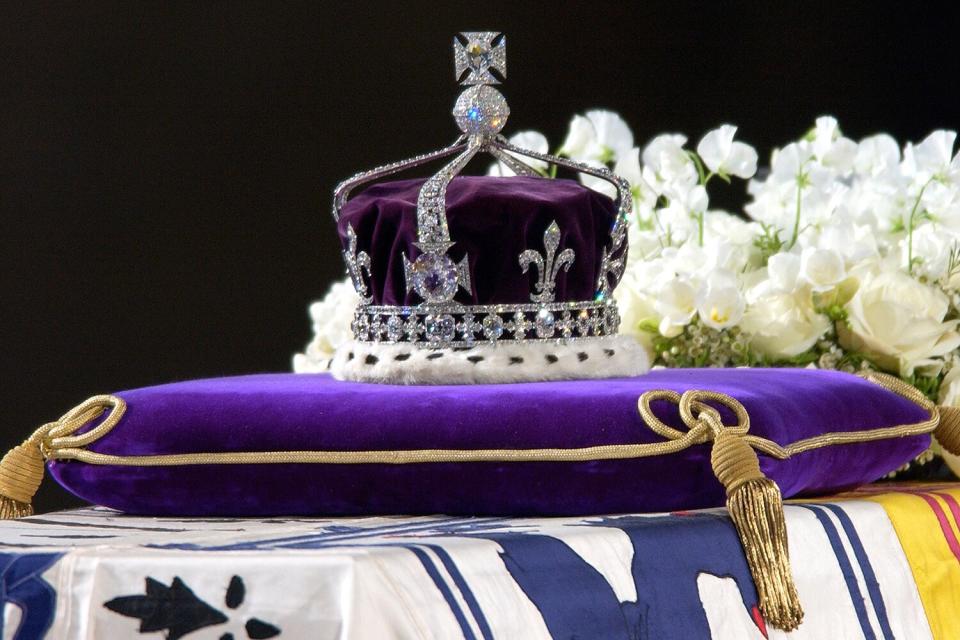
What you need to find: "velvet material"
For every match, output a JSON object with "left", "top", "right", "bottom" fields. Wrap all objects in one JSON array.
[
  {"left": 337, "top": 176, "right": 620, "bottom": 305},
  {"left": 48, "top": 369, "right": 930, "bottom": 517}
]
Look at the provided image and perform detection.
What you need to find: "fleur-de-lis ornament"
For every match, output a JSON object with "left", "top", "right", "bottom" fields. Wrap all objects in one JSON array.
[
  {"left": 519, "top": 221, "right": 575, "bottom": 303},
  {"left": 343, "top": 225, "right": 372, "bottom": 303}
]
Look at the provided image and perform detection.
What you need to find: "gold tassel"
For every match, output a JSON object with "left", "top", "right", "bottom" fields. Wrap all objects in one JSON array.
[
  {"left": 711, "top": 428, "right": 804, "bottom": 631},
  {"left": 0, "top": 437, "right": 45, "bottom": 519},
  {"left": 936, "top": 405, "right": 960, "bottom": 457}
]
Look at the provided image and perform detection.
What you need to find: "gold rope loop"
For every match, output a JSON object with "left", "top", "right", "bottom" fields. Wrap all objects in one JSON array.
[{"left": 0, "top": 395, "right": 125, "bottom": 519}]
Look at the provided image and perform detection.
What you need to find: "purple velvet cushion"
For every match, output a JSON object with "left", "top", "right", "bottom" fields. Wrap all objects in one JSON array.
[
  {"left": 48, "top": 369, "right": 930, "bottom": 517},
  {"left": 337, "top": 176, "right": 620, "bottom": 306}
]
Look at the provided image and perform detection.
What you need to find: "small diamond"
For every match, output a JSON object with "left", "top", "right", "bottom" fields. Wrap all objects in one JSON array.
[
  {"left": 409, "top": 253, "right": 459, "bottom": 303},
  {"left": 355, "top": 314, "right": 371, "bottom": 341},
  {"left": 482, "top": 314, "right": 504, "bottom": 340},
  {"left": 385, "top": 315, "right": 404, "bottom": 342},
  {"left": 604, "top": 304, "right": 620, "bottom": 334},
  {"left": 458, "top": 313, "right": 481, "bottom": 345},
  {"left": 535, "top": 309, "right": 556, "bottom": 338},
  {"left": 559, "top": 311, "right": 574, "bottom": 338},
  {"left": 404, "top": 316, "right": 422, "bottom": 341},
  {"left": 576, "top": 310, "right": 591, "bottom": 336},
  {"left": 425, "top": 314, "right": 456, "bottom": 344},
  {"left": 513, "top": 311, "right": 532, "bottom": 338}
]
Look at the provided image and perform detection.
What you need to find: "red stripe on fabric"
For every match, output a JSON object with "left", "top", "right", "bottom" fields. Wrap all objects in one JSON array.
[
  {"left": 932, "top": 492, "right": 960, "bottom": 539},
  {"left": 915, "top": 493, "right": 960, "bottom": 565}
]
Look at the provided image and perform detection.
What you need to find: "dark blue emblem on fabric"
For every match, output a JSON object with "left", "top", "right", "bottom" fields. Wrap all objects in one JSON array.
[{"left": 0, "top": 553, "right": 61, "bottom": 640}]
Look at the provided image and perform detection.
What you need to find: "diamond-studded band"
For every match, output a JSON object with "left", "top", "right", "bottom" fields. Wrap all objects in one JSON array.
[{"left": 352, "top": 299, "right": 621, "bottom": 349}]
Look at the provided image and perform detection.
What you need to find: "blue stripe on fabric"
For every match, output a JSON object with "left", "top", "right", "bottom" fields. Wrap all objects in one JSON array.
[
  {"left": 423, "top": 544, "right": 493, "bottom": 640},
  {"left": 407, "top": 546, "right": 477, "bottom": 640},
  {"left": 150, "top": 516, "right": 506, "bottom": 551},
  {"left": 819, "top": 504, "right": 894, "bottom": 640},
  {"left": 799, "top": 505, "right": 876, "bottom": 640}
]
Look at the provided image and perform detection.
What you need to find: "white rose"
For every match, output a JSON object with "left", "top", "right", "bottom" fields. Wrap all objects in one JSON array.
[
  {"left": 839, "top": 267, "right": 960, "bottom": 377},
  {"left": 740, "top": 291, "right": 830, "bottom": 360},
  {"left": 293, "top": 278, "right": 359, "bottom": 372},
  {"left": 799, "top": 247, "right": 846, "bottom": 292}
]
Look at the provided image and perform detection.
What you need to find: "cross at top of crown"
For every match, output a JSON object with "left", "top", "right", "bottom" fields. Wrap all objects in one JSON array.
[{"left": 453, "top": 32, "right": 506, "bottom": 85}]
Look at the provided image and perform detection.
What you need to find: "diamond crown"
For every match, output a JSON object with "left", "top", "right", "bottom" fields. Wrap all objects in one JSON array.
[{"left": 332, "top": 32, "right": 631, "bottom": 349}]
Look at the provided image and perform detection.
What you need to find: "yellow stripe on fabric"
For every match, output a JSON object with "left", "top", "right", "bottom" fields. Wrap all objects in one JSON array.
[{"left": 864, "top": 487, "right": 960, "bottom": 640}]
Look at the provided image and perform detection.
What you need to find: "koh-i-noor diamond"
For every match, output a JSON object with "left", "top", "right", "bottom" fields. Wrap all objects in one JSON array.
[{"left": 331, "top": 32, "right": 631, "bottom": 349}]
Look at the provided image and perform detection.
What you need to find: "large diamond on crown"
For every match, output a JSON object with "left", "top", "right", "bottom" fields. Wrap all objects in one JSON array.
[{"left": 409, "top": 253, "right": 459, "bottom": 302}]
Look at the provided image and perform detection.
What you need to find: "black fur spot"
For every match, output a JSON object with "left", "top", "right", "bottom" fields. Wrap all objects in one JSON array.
[
  {"left": 509, "top": 356, "right": 524, "bottom": 365},
  {"left": 364, "top": 355, "right": 378, "bottom": 365},
  {"left": 545, "top": 354, "right": 559, "bottom": 364},
  {"left": 427, "top": 352, "right": 444, "bottom": 360},
  {"left": 604, "top": 349, "right": 615, "bottom": 357},
  {"left": 577, "top": 352, "right": 589, "bottom": 362},
  {"left": 394, "top": 353, "right": 411, "bottom": 361},
  {"left": 347, "top": 352, "right": 354, "bottom": 361},
  {"left": 467, "top": 355, "right": 484, "bottom": 364}
]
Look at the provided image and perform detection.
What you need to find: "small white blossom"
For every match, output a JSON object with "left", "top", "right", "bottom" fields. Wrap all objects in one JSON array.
[
  {"left": 560, "top": 110, "right": 634, "bottom": 164},
  {"left": 696, "top": 125, "right": 758, "bottom": 179}
]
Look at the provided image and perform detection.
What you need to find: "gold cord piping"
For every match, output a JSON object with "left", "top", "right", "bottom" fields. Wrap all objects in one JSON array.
[{"left": 30, "top": 373, "right": 936, "bottom": 467}]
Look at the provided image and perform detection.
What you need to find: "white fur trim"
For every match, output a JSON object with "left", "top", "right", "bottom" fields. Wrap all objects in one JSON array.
[{"left": 329, "top": 336, "right": 650, "bottom": 384}]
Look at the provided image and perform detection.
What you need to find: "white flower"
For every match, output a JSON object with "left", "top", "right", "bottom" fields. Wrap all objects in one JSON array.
[
  {"left": 740, "top": 291, "right": 830, "bottom": 360},
  {"left": 696, "top": 125, "right": 758, "bottom": 179},
  {"left": 799, "top": 247, "right": 846, "bottom": 292},
  {"left": 560, "top": 110, "right": 634, "bottom": 164},
  {"left": 641, "top": 134, "right": 698, "bottom": 198},
  {"left": 697, "top": 273, "right": 745, "bottom": 330},
  {"left": 293, "top": 278, "right": 358, "bottom": 372},
  {"left": 903, "top": 223, "right": 959, "bottom": 280},
  {"left": 854, "top": 134, "right": 901, "bottom": 177},
  {"left": 766, "top": 253, "right": 802, "bottom": 293},
  {"left": 811, "top": 116, "right": 857, "bottom": 172},
  {"left": 903, "top": 130, "right": 960, "bottom": 184},
  {"left": 488, "top": 130, "right": 549, "bottom": 176},
  {"left": 839, "top": 266, "right": 960, "bottom": 377},
  {"left": 654, "top": 277, "right": 699, "bottom": 337}
]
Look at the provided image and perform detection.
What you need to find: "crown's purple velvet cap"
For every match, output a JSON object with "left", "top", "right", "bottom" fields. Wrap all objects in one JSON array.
[{"left": 337, "top": 176, "right": 621, "bottom": 305}]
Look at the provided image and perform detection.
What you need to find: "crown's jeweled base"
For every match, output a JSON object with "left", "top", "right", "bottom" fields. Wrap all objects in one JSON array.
[{"left": 327, "top": 335, "right": 650, "bottom": 385}]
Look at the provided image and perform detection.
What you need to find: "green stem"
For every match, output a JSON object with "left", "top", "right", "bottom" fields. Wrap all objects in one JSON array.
[
  {"left": 787, "top": 165, "right": 808, "bottom": 250},
  {"left": 906, "top": 178, "right": 934, "bottom": 275}
]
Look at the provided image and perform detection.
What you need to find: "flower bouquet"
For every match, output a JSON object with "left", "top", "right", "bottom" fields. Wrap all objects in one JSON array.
[{"left": 296, "top": 112, "right": 960, "bottom": 478}]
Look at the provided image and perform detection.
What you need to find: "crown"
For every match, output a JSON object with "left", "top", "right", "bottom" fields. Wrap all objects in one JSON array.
[{"left": 329, "top": 33, "right": 646, "bottom": 383}]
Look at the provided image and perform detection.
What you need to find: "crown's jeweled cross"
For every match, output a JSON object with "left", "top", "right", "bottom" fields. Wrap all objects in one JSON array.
[{"left": 454, "top": 32, "right": 506, "bottom": 85}]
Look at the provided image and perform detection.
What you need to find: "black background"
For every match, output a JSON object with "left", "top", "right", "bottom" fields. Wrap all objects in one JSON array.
[{"left": 1, "top": 2, "right": 957, "bottom": 513}]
